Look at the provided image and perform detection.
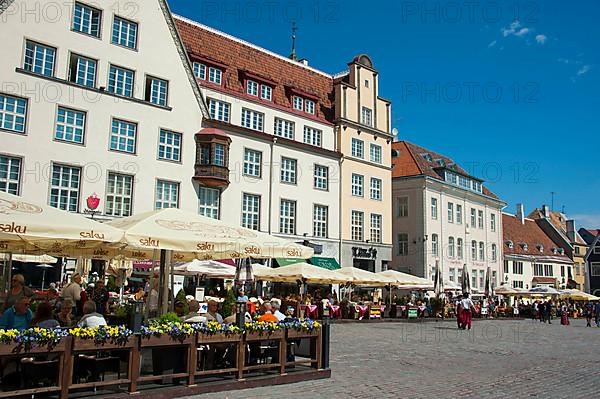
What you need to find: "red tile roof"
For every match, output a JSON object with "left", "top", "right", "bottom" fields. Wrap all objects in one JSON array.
[
  {"left": 528, "top": 208, "right": 587, "bottom": 245},
  {"left": 174, "top": 16, "right": 335, "bottom": 124},
  {"left": 502, "top": 213, "right": 571, "bottom": 261},
  {"left": 391, "top": 141, "right": 499, "bottom": 199}
]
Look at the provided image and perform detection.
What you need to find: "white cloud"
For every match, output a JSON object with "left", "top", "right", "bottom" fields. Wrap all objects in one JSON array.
[
  {"left": 558, "top": 58, "right": 570, "bottom": 64},
  {"left": 515, "top": 28, "right": 530, "bottom": 37},
  {"left": 577, "top": 65, "right": 591, "bottom": 76},
  {"left": 488, "top": 40, "right": 497, "bottom": 48},
  {"left": 535, "top": 34, "right": 547, "bottom": 44},
  {"left": 572, "top": 214, "right": 600, "bottom": 229}
]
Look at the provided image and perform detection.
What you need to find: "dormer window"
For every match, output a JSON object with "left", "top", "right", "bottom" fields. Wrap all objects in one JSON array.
[
  {"left": 551, "top": 248, "right": 558, "bottom": 255},
  {"left": 521, "top": 243, "right": 528, "bottom": 252},
  {"left": 305, "top": 99, "right": 315, "bottom": 114},
  {"left": 505, "top": 240, "right": 513, "bottom": 249},
  {"left": 421, "top": 153, "right": 433, "bottom": 162},
  {"left": 208, "top": 67, "right": 222, "bottom": 85},
  {"left": 293, "top": 95, "right": 303, "bottom": 111},
  {"left": 537, "top": 244, "right": 544, "bottom": 253},
  {"left": 247, "top": 80, "right": 259, "bottom": 96},
  {"left": 193, "top": 62, "right": 222, "bottom": 85},
  {"left": 193, "top": 62, "right": 206, "bottom": 80},
  {"left": 435, "top": 159, "right": 446, "bottom": 167},
  {"left": 558, "top": 248, "right": 564, "bottom": 255},
  {"left": 260, "top": 85, "right": 272, "bottom": 101}
]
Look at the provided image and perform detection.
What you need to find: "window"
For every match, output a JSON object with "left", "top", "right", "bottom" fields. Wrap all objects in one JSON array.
[
  {"left": 145, "top": 76, "right": 168, "bottom": 106},
  {"left": 155, "top": 180, "right": 179, "bottom": 209},
  {"left": 369, "top": 143, "right": 382, "bottom": 164},
  {"left": 280, "top": 157, "right": 297, "bottom": 184},
  {"left": 449, "top": 268, "right": 456, "bottom": 282},
  {"left": 261, "top": 85, "right": 272, "bottom": 101},
  {"left": 472, "top": 270, "right": 478, "bottom": 288},
  {"left": 279, "top": 199, "right": 296, "bottom": 234},
  {"left": 534, "top": 264, "right": 544, "bottom": 276},
  {"left": 110, "top": 119, "right": 136, "bottom": 153},
  {"left": 479, "top": 270, "right": 485, "bottom": 289},
  {"left": 370, "top": 178, "right": 382, "bottom": 200},
  {"left": 198, "top": 187, "right": 220, "bottom": 219},
  {"left": 448, "top": 237, "right": 455, "bottom": 258},
  {"left": 491, "top": 244, "right": 497, "bottom": 261},
  {"left": 370, "top": 214, "right": 382, "bottom": 243},
  {"left": 591, "top": 263, "right": 600, "bottom": 277},
  {"left": 274, "top": 118, "right": 294, "bottom": 139},
  {"left": 242, "top": 193, "right": 260, "bottom": 230},
  {"left": 504, "top": 260, "right": 509, "bottom": 274},
  {"left": 448, "top": 202, "right": 454, "bottom": 223},
  {"left": 575, "top": 246, "right": 580, "bottom": 255},
  {"left": 208, "top": 67, "right": 222, "bottom": 84},
  {"left": 313, "top": 164, "right": 328, "bottom": 190},
  {"left": 456, "top": 204, "right": 462, "bottom": 224},
  {"left": 397, "top": 197, "right": 408, "bottom": 217},
  {"left": 112, "top": 16, "right": 137, "bottom": 49},
  {"left": 305, "top": 99, "right": 315, "bottom": 114},
  {"left": 303, "top": 126, "right": 322, "bottom": 147},
  {"left": 243, "top": 149, "right": 261, "bottom": 177},
  {"left": 470, "top": 208, "right": 476, "bottom": 227},
  {"left": 193, "top": 63, "right": 206, "bottom": 80},
  {"left": 351, "top": 138, "right": 364, "bottom": 158},
  {"left": 361, "top": 106, "right": 373, "bottom": 126},
  {"left": 213, "top": 144, "right": 225, "bottom": 166},
  {"left": 431, "top": 198, "right": 438, "bottom": 219},
  {"left": 398, "top": 233, "right": 409, "bottom": 256},
  {"left": 158, "top": 129, "right": 182, "bottom": 162},
  {"left": 479, "top": 241, "right": 485, "bottom": 260},
  {"left": 431, "top": 234, "right": 438, "bottom": 256},
  {"left": 292, "top": 96, "right": 303, "bottom": 111},
  {"left": 24, "top": 40, "right": 55, "bottom": 77},
  {"left": 241, "top": 108, "right": 264, "bottom": 131},
  {"left": 457, "top": 238, "right": 463, "bottom": 259},
  {"left": 313, "top": 205, "right": 328, "bottom": 238},
  {"left": 208, "top": 99, "right": 230, "bottom": 122},
  {"left": 513, "top": 280, "right": 524, "bottom": 289},
  {"left": 561, "top": 265, "right": 565, "bottom": 277},
  {"left": 471, "top": 240, "right": 477, "bottom": 260},
  {"left": 49, "top": 164, "right": 80, "bottom": 212},
  {"left": 108, "top": 65, "right": 135, "bottom": 97},
  {"left": 0, "top": 155, "right": 21, "bottom": 195},
  {"left": 55, "top": 107, "right": 86, "bottom": 144},
  {"left": 490, "top": 214, "right": 496, "bottom": 232},
  {"left": 351, "top": 211, "right": 364, "bottom": 241},
  {"left": 68, "top": 53, "right": 96, "bottom": 87},
  {"left": 351, "top": 174, "right": 364, "bottom": 197},
  {"left": 364, "top": 79, "right": 370, "bottom": 88},
  {"left": 478, "top": 210, "right": 484, "bottom": 229},
  {"left": 105, "top": 172, "right": 133, "bottom": 217},
  {"left": 594, "top": 246, "right": 600, "bottom": 255},
  {"left": 544, "top": 264, "right": 553, "bottom": 276},
  {"left": 246, "top": 80, "right": 258, "bottom": 96},
  {"left": 72, "top": 2, "right": 101, "bottom": 37},
  {"left": 0, "top": 94, "right": 27, "bottom": 134}
]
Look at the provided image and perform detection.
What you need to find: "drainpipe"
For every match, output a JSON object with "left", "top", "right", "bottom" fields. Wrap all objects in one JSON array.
[
  {"left": 268, "top": 137, "right": 277, "bottom": 235},
  {"left": 338, "top": 154, "right": 344, "bottom": 267}
]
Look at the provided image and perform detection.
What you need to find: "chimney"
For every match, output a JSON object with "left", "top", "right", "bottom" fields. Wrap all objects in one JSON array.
[
  {"left": 516, "top": 203, "right": 525, "bottom": 225},
  {"left": 299, "top": 58, "right": 309, "bottom": 66},
  {"left": 566, "top": 219, "right": 576, "bottom": 242},
  {"left": 542, "top": 204, "right": 550, "bottom": 218}
]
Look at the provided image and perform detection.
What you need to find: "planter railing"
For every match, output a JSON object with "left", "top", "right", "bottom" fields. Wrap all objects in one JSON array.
[{"left": 0, "top": 325, "right": 325, "bottom": 398}]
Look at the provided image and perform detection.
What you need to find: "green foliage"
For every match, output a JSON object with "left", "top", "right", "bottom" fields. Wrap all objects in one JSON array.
[
  {"left": 175, "top": 289, "right": 188, "bottom": 315},
  {"left": 113, "top": 304, "right": 132, "bottom": 319},
  {"left": 157, "top": 312, "right": 180, "bottom": 325},
  {"left": 106, "top": 275, "right": 118, "bottom": 292},
  {"left": 222, "top": 289, "right": 237, "bottom": 318}
]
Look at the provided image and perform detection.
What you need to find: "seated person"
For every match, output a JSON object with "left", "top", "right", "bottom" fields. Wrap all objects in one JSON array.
[
  {"left": 271, "top": 299, "right": 286, "bottom": 321},
  {"left": 56, "top": 299, "right": 74, "bottom": 327},
  {"left": 223, "top": 303, "right": 252, "bottom": 324},
  {"left": 31, "top": 301, "right": 60, "bottom": 329},
  {"left": 205, "top": 299, "right": 223, "bottom": 323},
  {"left": 77, "top": 300, "right": 107, "bottom": 328},
  {"left": 258, "top": 302, "right": 279, "bottom": 323},
  {"left": 0, "top": 297, "right": 32, "bottom": 330},
  {"left": 182, "top": 300, "right": 207, "bottom": 323}
]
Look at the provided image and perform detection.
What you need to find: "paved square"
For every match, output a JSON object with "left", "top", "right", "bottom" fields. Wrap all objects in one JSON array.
[{"left": 187, "top": 318, "right": 600, "bottom": 399}]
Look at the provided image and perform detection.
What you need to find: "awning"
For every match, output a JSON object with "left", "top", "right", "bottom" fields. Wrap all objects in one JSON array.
[
  {"left": 532, "top": 277, "right": 557, "bottom": 284},
  {"left": 275, "top": 258, "right": 305, "bottom": 267},
  {"left": 310, "top": 257, "right": 340, "bottom": 270}
]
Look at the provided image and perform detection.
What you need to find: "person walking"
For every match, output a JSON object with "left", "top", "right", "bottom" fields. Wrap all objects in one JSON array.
[
  {"left": 544, "top": 300, "right": 552, "bottom": 324},
  {"left": 560, "top": 302, "right": 570, "bottom": 326},
  {"left": 538, "top": 301, "right": 545, "bottom": 323},
  {"left": 460, "top": 293, "right": 475, "bottom": 330},
  {"left": 584, "top": 301, "right": 593, "bottom": 327},
  {"left": 595, "top": 301, "right": 600, "bottom": 327}
]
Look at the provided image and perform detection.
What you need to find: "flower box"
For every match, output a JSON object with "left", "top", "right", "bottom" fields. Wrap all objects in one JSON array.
[
  {"left": 245, "top": 330, "right": 284, "bottom": 341},
  {"left": 286, "top": 328, "right": 319, "bottom": 340},
  {"left": 0, "top": 338, "right": 66, "bottom": 356},
  {"left": 140, "top": 334, "right": 194, "bottom": 348},
  {"left": 198, "top": 332, "right": 242, "bottom": 344},
  {"left": 73, "top": 336, "right": 135, "bottom": 351}
]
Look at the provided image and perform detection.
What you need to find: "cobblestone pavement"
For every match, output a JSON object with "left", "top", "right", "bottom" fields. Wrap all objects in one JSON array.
[{"left": 187, "top": 318, "right": 600, "bottom": 399}]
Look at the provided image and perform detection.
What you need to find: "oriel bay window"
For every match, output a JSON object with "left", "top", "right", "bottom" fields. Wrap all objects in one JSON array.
[{"left": 194, "top": 128, "right": 231, "bottom": 188}]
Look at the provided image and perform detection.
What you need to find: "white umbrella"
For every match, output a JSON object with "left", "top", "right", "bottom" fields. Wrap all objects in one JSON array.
[
  {"left": 254, "top": 262, "right": 349, "bottom": 284},
  {"left": 172, "top": 259, "right": 236, "bottom": 278},
  {"left": 528, "top": 286, "right": 561, "bottom": 296},
  {"left": 36, "top": 263, "right": 55, "bottom": 291},
  {"left": 377, "top": 270, "right": 433, "bottom": 287},
  {"left": 336, "top": 267, "right": 394, "bottom": 286}
]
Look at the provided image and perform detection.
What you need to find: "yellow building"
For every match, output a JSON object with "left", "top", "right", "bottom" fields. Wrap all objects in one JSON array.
[{"left": 334, "top": 55, "right": 393, "bottom": 272}]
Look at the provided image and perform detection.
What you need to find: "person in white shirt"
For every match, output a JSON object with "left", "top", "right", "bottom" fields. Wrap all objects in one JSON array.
[
  {"left": 78, "top": 300, "right": 107, "bottom": 328},
  {"left": 182, "top": 300, "right": 207, "bottom": 323},
  {"left": 460, "top": 293, "right": 475, "bottom": 330},
  {"left": 271, "top": 299, "right": 286, "bottom": 321}
]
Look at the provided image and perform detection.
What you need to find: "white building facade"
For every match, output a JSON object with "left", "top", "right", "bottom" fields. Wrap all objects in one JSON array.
[{"left": 391, "top": 141, "right": 505, "bottom": 289}]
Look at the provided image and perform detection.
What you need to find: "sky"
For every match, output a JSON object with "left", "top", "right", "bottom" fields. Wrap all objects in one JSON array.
[{"left": 168, "top": 0, "right": 600, "bottom": 228}]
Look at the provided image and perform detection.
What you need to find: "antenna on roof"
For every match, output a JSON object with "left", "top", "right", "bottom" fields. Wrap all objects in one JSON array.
[
  {"left": 289, "top": 21, "right": 298, "bottom": 61},
  {"left": 550, "top": 191, "right": 556, "bottom": 212}
]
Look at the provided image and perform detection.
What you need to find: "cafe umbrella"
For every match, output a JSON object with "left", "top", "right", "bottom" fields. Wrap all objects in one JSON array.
[
  {"left": 461, "top": 265, "right": 471, "bottom": 296},
  {"left": 484, "top": 266, "right": 493, "bottom": 298}
]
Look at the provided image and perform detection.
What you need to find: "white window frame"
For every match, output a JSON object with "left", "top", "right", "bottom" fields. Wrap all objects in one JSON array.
[
  {"left": 479, "top": 241, "right": 485, "bottom": 260},
  {"left": 398, "top": 233, "right": 409, "bottom": 256},
  {"left": 110, "top": 118, "right": 137, "bottom": 154},
  {"left": 158, "top": 129, "right": 182, "bottom": 162},
  {"left": 370, "top": 177, "right": 382, "bottom": 201},
  {"left": 112, "top": 15, "right": 138, "bottom": 49},
  {"left": 292, "top": 96, "right": 303, "bottom": 111},
  {"left": 313, "top": 204, "right": 328, "bottom": 238},
  {"left": 0, "top": 155, "right": 21, "bottom": 195},
  {"left": 361, "top": 106, "right": 373, "bottom": 126},
  {"left": 457, "top": 238, "right": 463, "bottom": 259},
  {"left": 303, "top": 126, "right": 322, "bottom": 147},
  {"left": 69, "top": 53, "right": 97, "bottom": 88},
  {"left": 49, "top": 164, "right": 81, "bottom": 212},
  {"left": 54, "top": 106, "right": 86, "bottom": 145},
  {"left": 351, "top": 138, "right": 364, "bottom": 158},
  {"left": 397, "top": 196, "right": 409, "bottom": 217},
  {"left": 370, "top": 143, "right": 382, "bottom": 164},
  {"left": 24, "top": 40, "right": 56, "bottom": 77},
  {"left": 193, "top": 62, "right": 206, "bottom": 80},
  {"left": 198, "top": 186, "right": 220, "bottom": 219},
  {"left": 351, "top": 210, "right": 364, "bottom": 242},
  {"left": 478, "top": 210, "right": 484, "bottom": 229},
  {"left": 456, "top": 204, "right": 462, "bottom": 224},
  {"left": 491, "top": 244, "right": 497, "bottom": 261},
  {"left": 208, "top": 67, "right": 222, "bottom": 84},
  {"left": 279, "top": 199, "right": 296, "bottom": 235},
  {"left": 246, "top": 80, "right": 259, "bottom": 96},
  {"left": 447, "top": 202, "right": 454, "bottom": 223},
  {"left": 274, "top": 118, "right": 294, "bottom": 139},
  {"left": 471, "top": 240, "right": 477, "bottom": 261},
  {"left": 313, "top": 164, "right": 328, "bottom": 190},
  {"left": 431, "top": 198, "right": 438, "bottom": 220},
  {"left": 431, "top": 234, "right": 438, "bottom": 256},
  {"left": 241, "top": 108, "right": 264, "bottom": 131},
  {"left": 305, "top": 99, "right": 315, "bottom": 114},
  {"left": 370, "top": 214, "right": 382, "bottom": 244},
  {"left": 470, "top": 208, "right": 476, "bottom": 227},
  {"left": 0, "top": 94, "right": 27, "bottom": 134},
  {"left": 448, "top": 236, "right": 455, "bottom": 258},
  {"left": 105, "top": 172, "right": 133, "bottom": 217},
  {"left": 351, "top": 174, "right": 364, "bottom": 197},
  {"left": 208, "top": 98, "right": 230, "bottom": 122},
  {"left": 146, "top": 76, "right": 168, "bottom": 106},
  {"left": 72, "top": 2, "right": 102, "bottom": 38},
  {"left": 108, "top": 64, "right": 135, "bottom": 97},
  {"left": 242, "top": 193, "right": 261, "bottom": 230},
  {"left": 155, "top": 180, "right": 179, "bottom": 209},
  {"left": 472, "top": 270, "right": 478, "bottom": 288},
  {"left": 491, "top": 213, "right": 496, "bottom": 232},
  {"left": 260, "top": 84, "right": 272, "bottom": 101},
  {"left": 280, "top": 157, "right": 297, "bottom": 184},
  {"left": 243, "top": 149, "right": 262, "bottom": 178}
]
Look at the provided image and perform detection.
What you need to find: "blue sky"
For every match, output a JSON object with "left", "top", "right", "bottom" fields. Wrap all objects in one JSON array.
[{"left": 169, "top": 0, "right": 600, "bottom": 227}]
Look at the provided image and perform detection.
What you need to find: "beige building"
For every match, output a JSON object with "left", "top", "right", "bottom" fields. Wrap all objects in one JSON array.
[{"left": 334, "top": 56, "right": 393, "bottom": 272}]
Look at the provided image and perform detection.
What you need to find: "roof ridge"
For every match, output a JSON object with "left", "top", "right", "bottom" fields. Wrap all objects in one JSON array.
[
  {"left": 400, "top": 141, "right": 426, "bottom": 175},
  {"left": 173, "top": 14, "right": 335, "bottom": 79}
]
